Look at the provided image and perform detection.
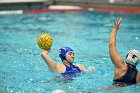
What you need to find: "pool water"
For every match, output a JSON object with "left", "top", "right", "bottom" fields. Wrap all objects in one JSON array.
[{"left": 0, "top": 11, "right": 140, "bottom": 93}]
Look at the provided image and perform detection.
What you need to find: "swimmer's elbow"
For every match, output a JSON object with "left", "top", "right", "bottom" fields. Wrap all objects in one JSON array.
[
  {"left": 109, "top": 43, "right": 113, "bottom": 47},
  {"left": 109, "top": 43, "right": 115, "bottom": 48}
]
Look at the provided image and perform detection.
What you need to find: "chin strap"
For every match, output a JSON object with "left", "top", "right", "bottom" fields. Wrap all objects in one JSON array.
[
  {"left": 67, "top": 60, "right": 73, "bottom": 66},
  {"left": 63, "top": 59, "right": 73, "bottom": 66}
]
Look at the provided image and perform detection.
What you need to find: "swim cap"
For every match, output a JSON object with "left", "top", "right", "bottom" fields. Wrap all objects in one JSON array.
[
  {"left": 59, "top": 47, "right": 73, "bottom": 61},
  {"left": 126, "top": 49, "right": 140, "bottom": 66}
]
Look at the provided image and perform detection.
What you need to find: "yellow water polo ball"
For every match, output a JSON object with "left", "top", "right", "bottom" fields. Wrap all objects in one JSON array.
[{"left": 37, "top": 34, "right": 53, "bottom": 50}]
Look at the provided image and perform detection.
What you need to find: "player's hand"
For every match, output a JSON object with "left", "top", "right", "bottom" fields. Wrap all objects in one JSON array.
[{"left": 113, "top": 17, "right": 122, "bottom": 31}]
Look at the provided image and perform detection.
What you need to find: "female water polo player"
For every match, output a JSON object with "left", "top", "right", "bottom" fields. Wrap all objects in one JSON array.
[
  {"left": 109, "top": 17, "right": 140, "bottom": 86},
  {"left": 41, "top": 47, "right": 87, "bottom": 80}
]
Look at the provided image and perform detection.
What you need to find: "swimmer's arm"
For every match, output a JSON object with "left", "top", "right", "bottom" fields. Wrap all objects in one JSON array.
[
  {"left": 76, "top": 64, "right": 87, "bottom": 71},
  {"left": 77, "top": 64, "right": 94, "bottom": 74},
  {"left": 109, "top": 17, "right": 124, "bottom": 68},
  {"left": 136, "top": 72, "right": 140, "bottom": 83},
  {"left": 41, "top": 50, "right": 65, "bottom": 73}
]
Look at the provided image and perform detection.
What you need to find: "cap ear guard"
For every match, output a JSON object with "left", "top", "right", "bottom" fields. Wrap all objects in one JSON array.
[
  {"left": 126, "top": 49, "right": 140, "bottom": 66},
  {"left": 59, "top": 47, "right": 73, "bottom": 62},
  {"left": 59, "top": 53, "right": 66, "bottom": 61},
  {"left": 59, "top": 49, "right": 66, "bottom": 61}
]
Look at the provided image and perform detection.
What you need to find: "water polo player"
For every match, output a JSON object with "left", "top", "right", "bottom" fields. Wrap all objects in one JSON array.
[
  {"left": 109, "top": 17, "right": 140, "bottom": 86},
  {"left": 41, "top": 47, "right": 87, "bottom": 80}
]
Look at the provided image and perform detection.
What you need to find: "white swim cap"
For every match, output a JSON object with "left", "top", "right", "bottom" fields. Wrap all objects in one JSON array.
[{"left": 126, "top": 49, "right": 140, "bottom": 66}]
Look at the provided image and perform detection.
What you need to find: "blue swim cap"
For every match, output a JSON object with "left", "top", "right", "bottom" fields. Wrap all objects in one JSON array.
[{"left": 59, "top": 47, "right": 73, "bottom": 61}]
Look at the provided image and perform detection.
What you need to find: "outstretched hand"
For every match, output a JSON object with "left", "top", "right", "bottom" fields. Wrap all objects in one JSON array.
[{"left": 113, "top": 17, "right": 122, "bottom": 30}]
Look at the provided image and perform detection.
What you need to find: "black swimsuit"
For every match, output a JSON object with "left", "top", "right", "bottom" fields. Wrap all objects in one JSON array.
[{"left": 113, "top": 64, "right": 138, "bottom": 86}]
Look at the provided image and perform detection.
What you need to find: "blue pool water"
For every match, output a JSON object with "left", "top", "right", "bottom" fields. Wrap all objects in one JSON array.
[{"left": 0, "top": 11, "right": 140, "bottom": 93}]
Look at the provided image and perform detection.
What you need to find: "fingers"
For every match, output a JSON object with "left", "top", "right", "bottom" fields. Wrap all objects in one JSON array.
[
  {"left": 43, "top": 49, "right": 51, "bottom": 52},
  {"left": 117, "top": 17, "right": 122, "bottom": 28},
  {"left": 116, "top": 17, "right": 122, "bottom": 25},
  {"left": 117, "top": 17, "right": 122, "bottom": 24},
  {"left": 42, "top": 49, "right": 50, "bottom": 55},
  {"left": 113, "top": 17, "right": 122, "bottom": 30}
]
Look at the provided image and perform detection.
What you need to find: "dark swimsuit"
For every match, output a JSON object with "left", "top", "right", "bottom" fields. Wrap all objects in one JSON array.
[
  {"left": 113, "top": 64, "right": 138, "bottom": 86},
  {"left": 61, "top": 64, "right": 82, "bottom": 80}
]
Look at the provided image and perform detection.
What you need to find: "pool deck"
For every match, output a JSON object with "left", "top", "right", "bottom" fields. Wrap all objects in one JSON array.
[
  {"left": 0, "top": 0, "right": 46, "bottom": 3},
  {"left": 0, "top": 0, "right": 140, "bottom": 13},
  {"left": 0, "top": 0, "right": 53, "bottom": 10}
]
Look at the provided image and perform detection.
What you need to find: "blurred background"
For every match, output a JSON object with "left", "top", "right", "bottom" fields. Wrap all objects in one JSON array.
[{"left": 0, "top": 0, "right": 140, "bottom": 13}]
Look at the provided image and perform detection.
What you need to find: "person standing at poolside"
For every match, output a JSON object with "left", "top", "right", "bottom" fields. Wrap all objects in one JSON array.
[
  {"left": 41, "top": 47, "right": 88, "bottom": 79},
  {"left": 109, "top": 17, "right": 140, "bottom": 86}
]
